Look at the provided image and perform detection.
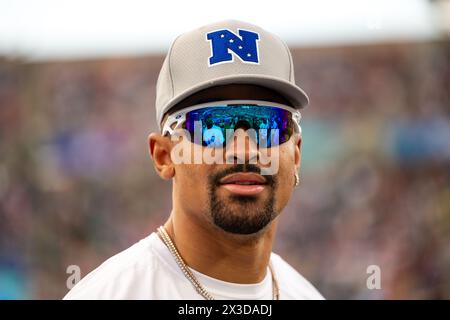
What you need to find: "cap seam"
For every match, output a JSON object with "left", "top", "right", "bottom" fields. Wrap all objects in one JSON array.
[
  {"left": 168, "top": 34, "right": 183, "bottom": 107},
  {"left": 281, "top": 39, "right": 293, "bottom": 81}
]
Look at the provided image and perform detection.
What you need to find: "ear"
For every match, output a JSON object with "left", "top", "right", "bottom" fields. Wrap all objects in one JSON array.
[
  {"left": 148, "top": 132, "right": 175, "bottom": 180},
  {"left": 294, "top": 134, "right": 302, "bottom": 172}
]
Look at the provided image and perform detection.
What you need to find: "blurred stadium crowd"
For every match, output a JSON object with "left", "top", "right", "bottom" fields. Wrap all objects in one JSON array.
[{"left": 0, "top": 41, "right": 449, "bottom": 299}]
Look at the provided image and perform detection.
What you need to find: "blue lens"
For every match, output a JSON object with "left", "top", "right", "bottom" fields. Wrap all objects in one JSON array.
[{"left": 184, "top": 104, "right": 295, "bottom": 148}]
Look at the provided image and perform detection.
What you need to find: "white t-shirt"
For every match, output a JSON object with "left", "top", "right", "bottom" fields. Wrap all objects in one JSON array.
[{"left": 63, "top": 232, "right": 324, "bottom": 300}]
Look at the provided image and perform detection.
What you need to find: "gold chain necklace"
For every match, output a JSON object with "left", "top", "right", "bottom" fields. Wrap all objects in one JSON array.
[{"left": 157, "top": 226, "right": 280, "bottom": 300}]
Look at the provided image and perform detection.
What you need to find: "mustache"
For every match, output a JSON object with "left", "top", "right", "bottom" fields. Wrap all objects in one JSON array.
[{"left": 209, "top": 164, "right": 277, "bottom": 188}]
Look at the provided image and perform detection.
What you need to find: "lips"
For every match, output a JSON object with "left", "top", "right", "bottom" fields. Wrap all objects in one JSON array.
[{"left": 219, "top": 173, "right": 267, "bottom": 196}]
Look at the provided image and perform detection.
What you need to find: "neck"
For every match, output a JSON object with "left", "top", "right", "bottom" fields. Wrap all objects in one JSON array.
[{"left": 162, "top": 208, "right": 278, "bottom": 284}]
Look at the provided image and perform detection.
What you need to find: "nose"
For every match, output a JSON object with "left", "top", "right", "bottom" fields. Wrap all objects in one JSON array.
[{"left": 225, "top": 128, "right": 259, "bottom": 164}]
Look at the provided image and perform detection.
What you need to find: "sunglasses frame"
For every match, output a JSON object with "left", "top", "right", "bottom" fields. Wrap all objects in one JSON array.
[{"left": 162, "top": 100, "right": 302, "bottom": 143}]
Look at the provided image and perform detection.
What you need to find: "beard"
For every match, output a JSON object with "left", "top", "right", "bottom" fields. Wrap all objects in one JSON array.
[{"left": 207, "top": 164, "right": 277, "bottom": 235}]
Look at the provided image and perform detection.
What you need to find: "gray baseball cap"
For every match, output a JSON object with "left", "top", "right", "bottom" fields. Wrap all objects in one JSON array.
[{"left": 155, "top": 19, "right": 309, "bottom": 129}]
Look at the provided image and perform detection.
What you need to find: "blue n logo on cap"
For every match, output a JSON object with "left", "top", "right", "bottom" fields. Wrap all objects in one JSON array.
[{"left": 206, "top": 29, "right": 260, "bottom": 66}]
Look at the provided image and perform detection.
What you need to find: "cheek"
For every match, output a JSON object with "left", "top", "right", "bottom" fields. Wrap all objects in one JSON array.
[
  {"left": 273, "top": 144, "right": 296, "bottom": 210},
  {"left": 174, "top": 164, "right": 211, "bottom": 208},
  {"left": 176, "top": 165, "right": 207, "bottom": 187},
  {"left": 278, "top": 139, "right": 297, "bottom": 176}
]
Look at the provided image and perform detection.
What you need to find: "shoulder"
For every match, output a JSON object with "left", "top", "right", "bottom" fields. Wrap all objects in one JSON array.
[
  {"left": 63, "top": 234, "right": 160, "bottom": 300},
  {"left": 271, "top": 253, "right": 325, "bottom": 300}
]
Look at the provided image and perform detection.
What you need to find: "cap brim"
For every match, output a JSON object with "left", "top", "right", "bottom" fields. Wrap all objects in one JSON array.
[{"left": 157, "top": 74, "right": 309, "bottom": 129}]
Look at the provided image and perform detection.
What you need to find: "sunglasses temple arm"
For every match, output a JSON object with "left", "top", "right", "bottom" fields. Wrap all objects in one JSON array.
[{"left": 162, "top": 114, "right": 186, "bottom": 136}]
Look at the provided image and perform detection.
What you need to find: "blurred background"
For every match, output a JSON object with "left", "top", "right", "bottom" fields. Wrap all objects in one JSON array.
[{"left": 0, "top": 0, "right": 449, "bottom": 299}]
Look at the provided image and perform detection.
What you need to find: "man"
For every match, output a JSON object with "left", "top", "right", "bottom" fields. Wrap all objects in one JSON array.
[
  {"left": 64, "top": 20, "right": 324, "bottom": 300},
  {"left": 203, "top": 118, "right": 225, "bottom": 148}
]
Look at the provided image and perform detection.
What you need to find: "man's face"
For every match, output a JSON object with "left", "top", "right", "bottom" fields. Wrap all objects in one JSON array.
[{"left": 157, "top": 85, "right": 301, "bottom": 235}]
